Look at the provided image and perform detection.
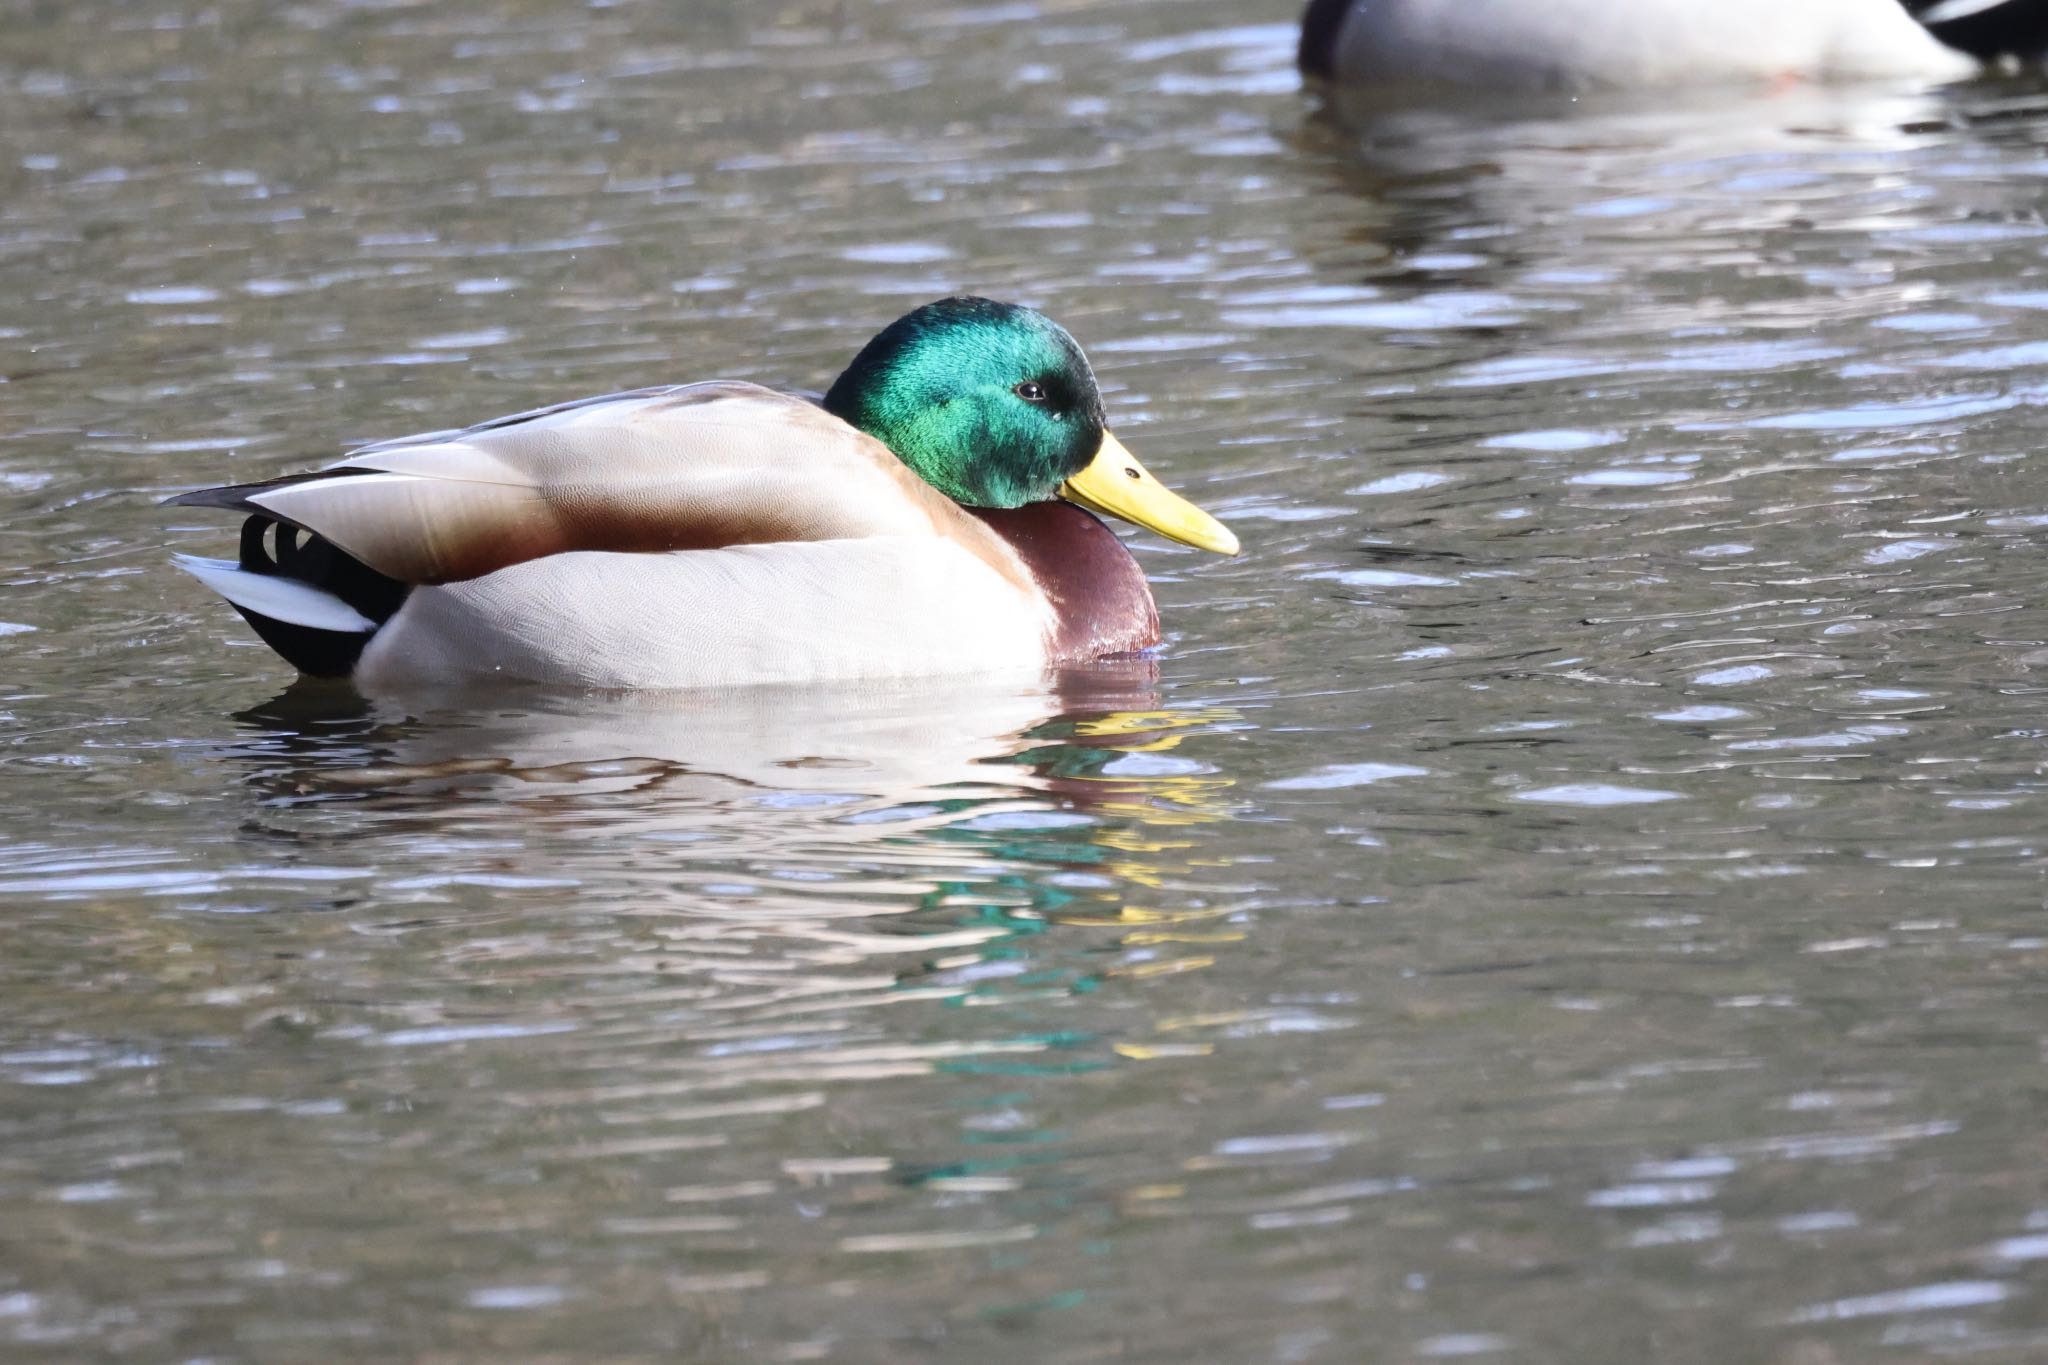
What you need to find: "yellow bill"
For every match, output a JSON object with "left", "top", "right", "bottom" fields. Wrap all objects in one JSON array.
[{"left": 1059, "top": 431, "right": 1239, "bottom": 556}]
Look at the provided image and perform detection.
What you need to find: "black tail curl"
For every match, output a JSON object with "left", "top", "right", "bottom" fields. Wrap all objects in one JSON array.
[
  {"left": 1906, "top": 0, "right": 2048, "bottom": 62},
  {"left": 1297, "top": 0, "right": 1353, "bottom": 77},
  {"left": 167, "top": 470, "right": 413, "bottom": 677},
  {"left": 228, "top": 515, "right": 410, "bottom": 679}
]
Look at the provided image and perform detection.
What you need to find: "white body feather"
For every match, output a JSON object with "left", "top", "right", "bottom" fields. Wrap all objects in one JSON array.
[
  {"left": 1320, "top": 0, "right": 1976, "bottom": 90},
  {"left": 354, "top": 538, "right": 1054, "bottom": 690}
]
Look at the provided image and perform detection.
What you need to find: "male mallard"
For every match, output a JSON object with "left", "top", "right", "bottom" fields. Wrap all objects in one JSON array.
[
  {"left": 166, "top": 297, "right": 1238, "bottom": 690},
  {"left": 1298, "top": 0, "right": 2047, "bottom": 91}
]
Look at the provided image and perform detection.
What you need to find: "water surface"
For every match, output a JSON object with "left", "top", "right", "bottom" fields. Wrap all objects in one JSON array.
[{"left": 6, "top": 2, "right": 2048, "bottom": 1360}]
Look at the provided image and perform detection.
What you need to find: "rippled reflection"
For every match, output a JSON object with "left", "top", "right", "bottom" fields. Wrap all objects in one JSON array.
[{"left": 8, "top": 0, "right": 2048, "bottom": 1359}]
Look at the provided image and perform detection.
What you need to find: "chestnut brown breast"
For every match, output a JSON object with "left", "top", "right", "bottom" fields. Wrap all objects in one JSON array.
[{"left": 971, "top": 503, "right": 1160, "bottom": 663}]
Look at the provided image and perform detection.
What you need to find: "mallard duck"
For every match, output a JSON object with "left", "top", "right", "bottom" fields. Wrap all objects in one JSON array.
[
  {"left": 165, "top": 297, "right": 1239, "bottom": 690},
  {"left": 1298, "top": 0, "right": 2045, "bottom": 91}
]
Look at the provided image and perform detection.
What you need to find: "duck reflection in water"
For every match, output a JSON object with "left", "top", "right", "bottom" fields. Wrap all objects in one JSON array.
[{"left": 218, "top": 662, "right": 1249, "bottom": 991}]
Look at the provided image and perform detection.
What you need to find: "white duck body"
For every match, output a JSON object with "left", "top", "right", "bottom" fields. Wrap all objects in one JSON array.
[
  {"left": 169, "top": 383, "right": 1162, "bottom": 691},
  {"left": 1302, "top": 0, "right": 1977, "bottom": 91},
  {"left": 356, "top": 536, "right": 1051, "bottom": 690}
]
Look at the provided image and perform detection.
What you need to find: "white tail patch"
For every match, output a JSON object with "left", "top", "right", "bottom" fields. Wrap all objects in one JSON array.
[
  {"left": 172, "top": 555, "right": 377, "bottom": 634},
  {"left": 1920, "top": 0, "right": 2016, "bottom": 22}
]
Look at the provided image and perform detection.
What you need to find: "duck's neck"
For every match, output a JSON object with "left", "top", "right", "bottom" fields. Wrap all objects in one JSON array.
[{"left": 970, "top": 503, "right": 1159, "bottom": 663}]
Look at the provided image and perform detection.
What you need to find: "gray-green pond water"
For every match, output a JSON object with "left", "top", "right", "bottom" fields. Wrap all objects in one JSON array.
[{"left": 6, "top": 1, "right": 2048, "bottom": 1360}]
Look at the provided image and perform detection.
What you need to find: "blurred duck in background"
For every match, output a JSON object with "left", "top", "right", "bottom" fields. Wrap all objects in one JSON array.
[{"left": 1299, "top": 0, "right": 2048, "bottom": 91}]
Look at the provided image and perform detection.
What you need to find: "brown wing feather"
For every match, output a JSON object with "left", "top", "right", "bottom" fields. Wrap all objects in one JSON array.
[{"left": 166, "top": 382, "right": 967, "bottom": 586}]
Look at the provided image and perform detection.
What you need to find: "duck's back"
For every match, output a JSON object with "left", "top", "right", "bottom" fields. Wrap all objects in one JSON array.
[{"left": 1302, "top": 0, "right": 1973, "bottom": 90}]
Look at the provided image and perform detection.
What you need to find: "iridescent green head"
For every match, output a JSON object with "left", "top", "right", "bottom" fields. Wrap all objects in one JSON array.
[
  {"left": 823, "top": 296, "right": 1106, "bottom": 508},
  {"left": 824, "top": 297, "right": 1239, "bottom": 555}
]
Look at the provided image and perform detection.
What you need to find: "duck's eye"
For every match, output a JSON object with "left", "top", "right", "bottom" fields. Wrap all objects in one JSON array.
[{"left": 1015, "top": 381, "right": 1047, "bottom": 403}]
